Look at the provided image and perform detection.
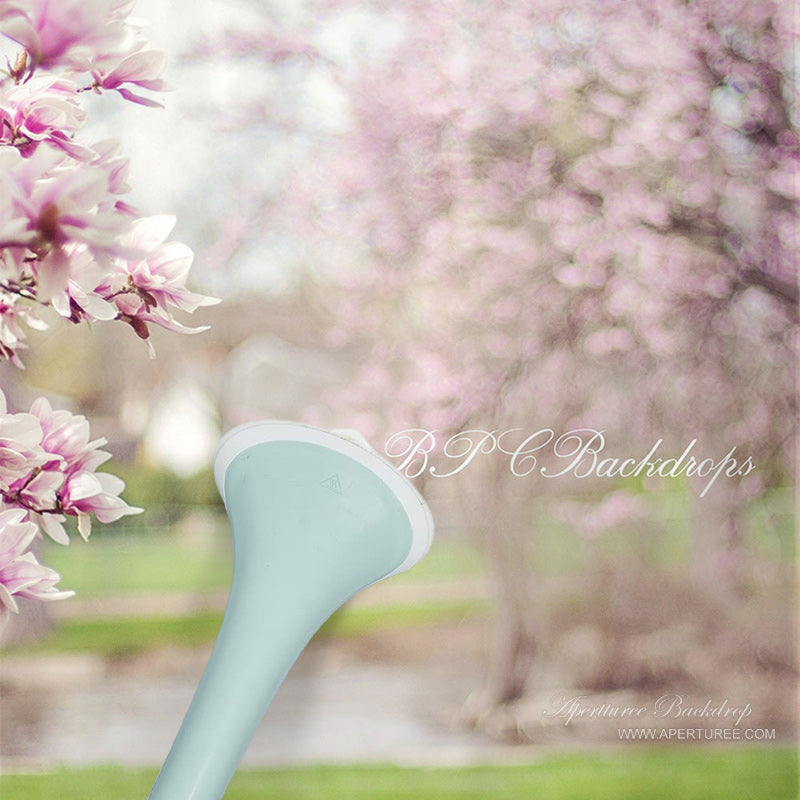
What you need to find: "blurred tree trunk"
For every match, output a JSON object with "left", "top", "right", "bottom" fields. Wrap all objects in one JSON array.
[
  {"left": 460, "top": 458, "right": 538, "bottom": 725},
  {"left": 484, "top": 521, "right": 538, "bottom": 706},
  {"left": 690, "top": 482, "right": 745, "bottom": 596}
]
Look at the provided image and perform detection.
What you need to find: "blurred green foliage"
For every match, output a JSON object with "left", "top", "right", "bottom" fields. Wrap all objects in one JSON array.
[
  {"left": 4, "top": 600, "right": 488, "bottom": 659},
  {"left": 525, "top": 488, "right": 794, "bottom": 576},
  {"left": 101, "top": 463, "right": 224, "bottom": 533},
  {"left": 44, "top": 528, "right": 233, "bottom": 596}
]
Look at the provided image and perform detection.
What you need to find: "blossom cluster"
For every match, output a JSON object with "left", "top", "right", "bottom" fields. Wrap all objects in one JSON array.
[
  {"left": 0, "top": 388, "right": 140, "bottom": 614},
  {"left": 0, "top": 0, "right": 218, "bottom": 366},
  {"left": 0, "top": 0, "right": 217, "bottom": 618}
]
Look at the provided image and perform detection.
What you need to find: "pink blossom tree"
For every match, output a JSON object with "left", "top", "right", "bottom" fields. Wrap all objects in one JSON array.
[
  {"left": 0, "top": 0, "right": 217, "bottom": 623},
  {"left": 289, "top": 0, "right": 797, "bottom": 710},
  {"left": 184, "top": 0, "right": 796, "bottom": 717}
]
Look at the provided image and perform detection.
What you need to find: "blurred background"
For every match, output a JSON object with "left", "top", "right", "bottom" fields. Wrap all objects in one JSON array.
[{"left": 0, "top": 0, "right": 797, "bottom": 797}]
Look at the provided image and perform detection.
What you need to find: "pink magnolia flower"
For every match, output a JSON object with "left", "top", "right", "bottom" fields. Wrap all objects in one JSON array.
[
  {"left": 60, "top": 469, "right": 137, "bottom": 539},
  {"left": 0, "top": 0, "right": 211, "bottom": 616},
  {"left": 95, "top": 215, "right": 219, "bottom": 345},
  {"left": 48, "top": 245, "right": 118, "bottom": 324},
  {"left": 30, "top": 395, "right": 109, "bottom": 473},
  {"left": 0, "top": 291, "right": 48, "bottom": 367},
  {"left": 0, "top": 0, "right": 135, "bottom": 70},
  {"left": 0, "top": 508, "right": 73, "bottom": 619},
  {"left": 28, "top": 396, "right": 141, "bottom": 540},
  {"left": 92, "top": 46, "right": 170, "bottom": 107},
  {"left": 0, "top": 389, "right": 45, "bottom": 483},
  {"left": 1, "top": 392, "right": 141, "bottom": 543},
  {"left": 0, "top": 146, "right": 43, "bottom": 250},
  {"left": 0, "top": 75, "right": 90, "bottom": 159},
  {"left": 2, "top": 145, "right": 120, "bottom": 244},
  {"left": 90, "top": 140, "right": 131, "bottom": 198},
  {"left": 0, "top": 144, "right": 134, "bottom": 298},
  {"left": 4, "top": 465, "right": 64, "bottom": 537}
]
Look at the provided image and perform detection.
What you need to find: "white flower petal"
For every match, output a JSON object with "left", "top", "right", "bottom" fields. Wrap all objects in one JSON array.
[
  {"left": 77, "top": 512, "right": 92, "bottom": 541},
  {"left": 65, "top": 471, "right": 102, "bottom": 501}
]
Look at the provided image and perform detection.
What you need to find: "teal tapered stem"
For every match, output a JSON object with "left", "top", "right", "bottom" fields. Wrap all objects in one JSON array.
[{"left": 147, "top": 436, "right": 423, "bottom": 800}]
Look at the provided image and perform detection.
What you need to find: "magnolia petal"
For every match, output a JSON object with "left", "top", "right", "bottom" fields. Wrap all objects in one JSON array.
[
  {"left": 116, "top": 87, "right": 164, "bottom": 108},
  {"left": 65, "top": 470, "right": 103, "bottom": 501},
  {"left": 136, "top": 78, "right": 172, "bottom": 91},
  {"left": 129, "top": 215, "right": 176, "bottom": 251},
  {"left": 77, "top": 512, "right": 92, "bottom": 541},
  {"left": 77, "top": 448, "right": 112, "bottom": 472},
  {"left": 35, "top": 248, "right": 73, "bottom": 303},
  {"left": 79, "top": 291, "right": 118, "bottom": 321},
  {"left": 105, "top": 49, "right": 167, "bottom": 84},
  {"left": 145, "top": 241, "right": 195, "bottom": 278},
  {"left": 0, "top": 446, "right": 33, "bottom": 474},
  {"left": 0, "top": 516, "right": 39, "bottom": 559},
  {"left": 0, "top": 508, "right": 27, "bottom": 526},
  {"left": 35, "top": 587, "right": 76, "bottom": 602},
  {"left": 142, "top": 312, "right": 211, "bottom": 335},
  {"left": 93, "top": 502, "right": 136, "bottom": 524},
  {"left": 0, "top": 582, "right": 19, "bottom": 615},
  {"left": 95, "top": 472, "right": 126, "bottom": 495},
  {"left": 166, "top": 287, "right": 221, "bottom": 314},
  {"left": 38, "top": 512, "right": 70, "bottom": 545},
  {"left": 114, "top": 293, "right": 145, "bottom": 316},
  {"left": 0, "top": 16, "right": 37, "bottom": 56},
  {"left": 25, "top": 315, "right": 50, "bottom": 332},
  {"left": 0, "top": 412, "right": 44, "bottom": 448}
]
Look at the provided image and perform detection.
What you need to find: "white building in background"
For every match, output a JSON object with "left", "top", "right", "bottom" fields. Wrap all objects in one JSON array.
[{"left": 143, "top": 380, "right": 219, "bottom": 476}]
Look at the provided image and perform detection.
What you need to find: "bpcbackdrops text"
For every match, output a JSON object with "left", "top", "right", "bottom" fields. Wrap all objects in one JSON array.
[{"left": 385, "top": 428, "right": 755, "bottom": 498}]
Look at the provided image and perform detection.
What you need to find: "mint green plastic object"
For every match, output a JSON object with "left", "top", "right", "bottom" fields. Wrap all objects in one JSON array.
[{"left": 147, "top": 422, "right": 434, "bottom": 800}]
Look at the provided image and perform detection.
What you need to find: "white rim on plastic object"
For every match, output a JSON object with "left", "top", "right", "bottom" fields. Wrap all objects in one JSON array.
[{"left": 213, "top": 421, "right": 434, "bottom": 579}]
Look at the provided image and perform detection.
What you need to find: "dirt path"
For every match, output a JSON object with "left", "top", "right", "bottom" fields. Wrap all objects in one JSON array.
[
  {"left": 1, "top": 617, "right": 509, "bottom": 770},
  {"left": 1, "top": 577, "right": 507, "bottom": 770}
]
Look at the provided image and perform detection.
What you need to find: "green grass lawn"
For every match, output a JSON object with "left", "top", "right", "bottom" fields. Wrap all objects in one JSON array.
[
  {"left": 43, "top": 528, "right": 487, "bottom": 598},
  {"left": 43, "top": 526, "right": 235, "bottom": 597},
  {"left": 9, "top": 530, "right": 488, "bottom": 658},
  {"left": 1, "top": 749, "right": 796, "bottom": 799},
  {"left": 22, "top": 488, "right": 792, "bottom": 662},
  {"left": 4, "top": 599, "right": 488, "bottom": 659},
  {"left": 43, "top": 487, "right": 793, "bottom": 599}
]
